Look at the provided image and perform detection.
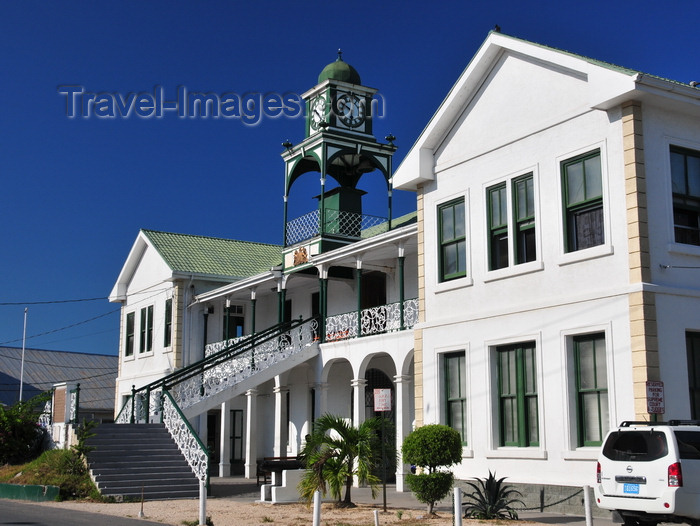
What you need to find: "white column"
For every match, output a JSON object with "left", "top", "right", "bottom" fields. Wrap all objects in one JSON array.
[
  {"left": 219, "top": 401, "right": 231, "bottom": 477},
  {"left": 273, "top": 384, "right": 289, "bottom": 457},
  {"left": 351, "top": 378, "right": 367, "bottom": 427},
  {"left": 244, "top": 389, "right": 258, "bottom": 479},
  {"left": 198, "top": 413, "right": 208, "bottom": 455},
  {"left": 394, "top": 374, "right": 412, "bottom": 492}
]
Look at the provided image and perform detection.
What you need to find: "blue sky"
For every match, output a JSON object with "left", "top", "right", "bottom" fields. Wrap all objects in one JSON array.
[{"left": 1, "top": 0, "right": 698, "bottom": 356}]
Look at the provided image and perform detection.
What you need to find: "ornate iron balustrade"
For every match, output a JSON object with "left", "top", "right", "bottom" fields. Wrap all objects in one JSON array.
[
  {"left": 69, "top": 384, "right": 80, "bottom": 424},
  {"left": 285, "top": 209, "right": 388, "bottom": 246},
  {"left": 325, "top": 298, "right": 418, "bottom": 342},
  {"left": 205, "top": 334, "right": 249, "bottom": 357},
  {"left": 162, "top": 390, "right": 209, "bottom": 481}
]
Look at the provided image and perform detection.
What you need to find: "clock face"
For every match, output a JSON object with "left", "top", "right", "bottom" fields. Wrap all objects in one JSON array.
[
  {"left": 335, "top": 93, "right": 365, "bottom": 128},
  {"left": 310, "top": 96, "right": 327, "bottom": 130}
]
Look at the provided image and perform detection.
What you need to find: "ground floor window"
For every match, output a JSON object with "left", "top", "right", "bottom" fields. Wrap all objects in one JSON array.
[
  {"left": 686, "top": 332, "right": 700, "bottom": 419},
  {"left": 444, "top": 351, "right": 467, "bottom": 444},
  {"left": 574, "top": 333, "right": 608, "bottom": 446},
  {"left": 497, "top": 342, "right": 538, "bottom": 447}
]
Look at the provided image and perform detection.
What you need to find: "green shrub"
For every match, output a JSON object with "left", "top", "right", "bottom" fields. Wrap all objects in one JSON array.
[
  {"left": 0, "top": 392, "right": 51, "bottom": 464},
  {"left": 462, "top": 471, "right": 524, "bottom": 520},
  {"left": 401, "top": 425, "right": 462, "bottom": 514}
]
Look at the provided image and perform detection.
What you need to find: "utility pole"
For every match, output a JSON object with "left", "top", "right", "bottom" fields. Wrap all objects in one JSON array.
[{"left": 19, "top": 307, "right": 27, "bottom": 401}]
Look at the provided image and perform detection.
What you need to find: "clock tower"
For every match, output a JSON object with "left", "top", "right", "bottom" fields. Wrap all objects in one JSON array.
[{"left": 281, "top": 51, "right": 397, "bottom": 272}]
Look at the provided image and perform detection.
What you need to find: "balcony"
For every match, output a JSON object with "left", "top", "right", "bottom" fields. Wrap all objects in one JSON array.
[
  {"left": 325, "top": 298, "right": 418, "bottom": 342},
  {"left": 285, "top": 209, "right": 389, "bottom": 246}
]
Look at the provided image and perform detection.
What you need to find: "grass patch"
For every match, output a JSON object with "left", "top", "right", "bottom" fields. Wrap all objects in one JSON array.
[{"left": 0, "top": 449, "right": 101, "bottom": 501}]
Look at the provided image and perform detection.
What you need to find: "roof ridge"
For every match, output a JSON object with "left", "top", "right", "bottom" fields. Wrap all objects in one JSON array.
[{"left": 141, "top": 229, "right": 282, "bottom": 248}]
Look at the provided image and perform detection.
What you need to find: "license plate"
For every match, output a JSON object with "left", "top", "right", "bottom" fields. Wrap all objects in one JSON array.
[{"left": 623, "top": 483, "right": 640, "bottom": 494}]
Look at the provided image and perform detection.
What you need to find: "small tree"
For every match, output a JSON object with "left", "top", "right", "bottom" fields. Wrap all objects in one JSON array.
[
  {"left": 402, "top": 424, "right": 462, "bottom": 515},
  {"left": 0, "top": 392, "right": 51, "bottom": 464},
  {"left": 298, "top": 414, "right": 382, "bottom": 507}
]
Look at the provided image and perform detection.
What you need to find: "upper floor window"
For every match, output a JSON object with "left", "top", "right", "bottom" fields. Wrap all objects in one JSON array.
[
  {"left": 164, "top": 298, "right": 172, "bottom": 347},
  {"left": 497, "top": 342, "right": 538, "bottom": 447},
  {"left": 487, "top": 174, "right": 537, "bottom": 271},
  {"left": 562, "top": 151, "right": 603, "bottom": 252},
  {"left": 671, "top": 146, "right": 700, "bottom": 246},
  {"left": 125, "top": 312, "right": 135, "bottom": 357},
  {"left": 139, "top": 305, "right": 153, "bottom": 353},
  {"left": 438, "top": 198, "right": 466, "bottom": 282},
  {"left": 686, "top": 331, "right": 700, "bottom": 419},
  {"left": 488, "top": 184, "right": 508, "bottom": 270},
  {"left": 514, "top": 174, "right": 536, "bottom": 264}
]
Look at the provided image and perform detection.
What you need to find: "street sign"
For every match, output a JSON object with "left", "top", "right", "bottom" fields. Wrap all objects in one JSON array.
[
  {"left": 646, "top": 381, "right": 665, "bottom": 414},
  {"left": 373, "top": 388, "right": 392, "bottom": 412}
]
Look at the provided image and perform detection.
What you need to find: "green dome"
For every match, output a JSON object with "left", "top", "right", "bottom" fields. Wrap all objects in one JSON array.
[{"left": 318, "top": 52, "right": 361, "bottom": 85}]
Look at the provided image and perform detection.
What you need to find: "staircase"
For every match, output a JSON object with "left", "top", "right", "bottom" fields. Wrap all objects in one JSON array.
[{"left": 86, "top": 423, "right": 200, "bottom": 500}]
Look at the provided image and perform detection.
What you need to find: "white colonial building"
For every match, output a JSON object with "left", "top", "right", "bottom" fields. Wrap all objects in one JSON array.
[
  {"left": 394, "top": 31, "right": 700, "bottom": 499},
  {"left": 108, "top": 32, "right": 700, "bottom": 508}
]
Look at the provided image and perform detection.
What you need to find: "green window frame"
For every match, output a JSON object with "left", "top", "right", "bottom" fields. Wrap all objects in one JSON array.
[
  {"left": 125, "top": 312, "right": 135, "bottom": 357},
  {"left": 514, "top": 174, "right": 536, "bottom": 264},
  {"left": 488, "top": 184, "right": 508, "bottom": 270},
  {"left": 574, "top": 333, "right": 608, "bottom": 447},
  {"left": 497, "top": 342, "right": 538, "bottom": 447},
  {"left": 164, "top": 298, "right": 172, "bottom": 347},
  {"left": 438, "top": 198, "right": 466, "bottom": 282},
  {"left": 562, "top": 151, "right": 604, "bottom": 252},
  {"left": 686, "top": 332, "right": 700, "bottom": 419},
  {"left": 670, "top": 146, "right": 700, "bottom": 246},
  {"left": 139, "top": 305, "right": 153, "bottom": 353},
  {"left": 444, "top": 351, "right": 467, "bottom": 444}
]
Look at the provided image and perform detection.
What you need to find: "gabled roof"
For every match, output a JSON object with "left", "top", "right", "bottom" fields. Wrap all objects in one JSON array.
[
  {"left": 110, "top": 230, "right": 282, "bottom": 301},
  {"left": 141, "top": 230, "right": 282, "bottom": 278},
  {"left": 0, "top": 346, "right": 117, "bottom": 410},
  {"left": 394, "top": 31, "right": 700, "bottom": 190}
]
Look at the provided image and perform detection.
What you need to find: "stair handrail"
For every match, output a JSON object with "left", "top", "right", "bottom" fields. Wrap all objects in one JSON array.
[
  {"left": 161, "top": 389, "right": 209, "bottom": 484},
  {"left": 115, "top": 316, "right": 319, "bottom": 424}
]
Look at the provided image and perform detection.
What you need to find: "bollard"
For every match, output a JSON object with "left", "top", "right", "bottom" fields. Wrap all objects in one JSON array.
[
  {"left": 312, "top": 490, "right": 321, "bottom": 526},
  {"left": 454, "top": 486, "right": 463, "bottom": 526},
  {"left": 374, "top": 509, "right": 380, "bottom": 526},
  {"left": 583, "top": 485, "right": 593, "bottom": 526},
  {"left": 199, "top": 480, "right": 207, "bottom": 526}
]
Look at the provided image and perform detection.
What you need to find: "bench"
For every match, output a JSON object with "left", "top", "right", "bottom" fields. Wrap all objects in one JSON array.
[{"left": 256, "top": 456, "right": 303, "bottom": 486}]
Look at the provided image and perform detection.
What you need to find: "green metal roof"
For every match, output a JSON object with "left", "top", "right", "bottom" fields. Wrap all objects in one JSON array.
[
  {"left": 318, "top": 56, "right": 361, "bottom": 85},
  {"left": 142, "top": 229, "right": 282, "bottom": 278}
]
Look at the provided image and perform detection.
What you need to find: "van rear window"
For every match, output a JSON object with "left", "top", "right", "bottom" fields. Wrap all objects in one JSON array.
[
  {"left": 602, "top": 431, "right": 668, "bottom": 462},
  {"left": 674, "top": 431, "right": 700, "bottom": 460}
]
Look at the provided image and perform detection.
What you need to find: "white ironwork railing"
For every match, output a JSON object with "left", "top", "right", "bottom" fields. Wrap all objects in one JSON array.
[
  {"left": 325, "top": 298, "right": 418, "bottom": 342},
  {"left": 162, "top": 391, "right": 208, "bottom": 481},
  {"left": 285, "top": 209, "right": 388, "bottom": 246}
]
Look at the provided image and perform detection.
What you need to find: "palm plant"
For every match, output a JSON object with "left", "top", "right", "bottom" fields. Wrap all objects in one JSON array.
[
  {"left": 298, "top": 414, "right": 382, "bottom": 507},
  {"left": 462, "top": 471, "right": 525, "bottom": 520}
]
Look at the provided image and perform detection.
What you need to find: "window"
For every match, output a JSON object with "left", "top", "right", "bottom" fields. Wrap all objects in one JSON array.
[
  {"left": 139, "top": 305, "right": 153, "bottom": 353},
  {"left": 574, "top": 333, "right": 608, "bottom": 446},
  {"left": 125, "top": 312, "right": 135, "bottom": 357},
  {"left": 223, "top": 304, "right": 244, "bottom": 340},
  {"left": 164, "top": 298, "right": 172, "bottom": 347},
  {"left": 497, "top": 342, "right": 538, "bottom": 447},
  {"left": 444, "top": 351, "right": 467, "bottom": 444},
  {"left": 488, "top": 184, "right": 508, "bottom": 270},
  {"left": 438, "top": 198, "right": 466, "bottom": 281},
  {"left": 514, "top": 174, "right": 536, "bottom": 264},
  {"left": 562, "top": 151, "right": 604, "bottom": 252},
  {"left": 686, "top": 332, "right": 700, "bottom": 419},
  {"left": 671, "top": 146, "right": 700, "bottom": 246}
]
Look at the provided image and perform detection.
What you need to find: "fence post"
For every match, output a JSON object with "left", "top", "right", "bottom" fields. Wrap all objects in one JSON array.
[
  {"left": 454, "top": 486, "right": 462, "bottom": 526},
  {"left": 130, "top": 385, "right": 136, "bottom": 424},
  {"left": 73, "top": 383, "right": 81, "bottom": 424}
]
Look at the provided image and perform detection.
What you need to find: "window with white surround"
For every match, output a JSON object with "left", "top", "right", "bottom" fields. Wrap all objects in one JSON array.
[
  {"left": 573, "top": 333, "right": 608, "bottom": 447},
  {"left": 438, "top": 198, "right": 466, "bottom": 282},
  {"left": 496, "top": 341, "right": 538, "bottom": 447},
  {"left": 443, "top": 351, "right": 467, "bottom": 444},
  {"left": 485, "top": 172, "right": 537, "bottom": 272},
  {"left": 562, "top": 151, "right": 604, "bottom": 253},
  {"left": 139, "top": 305, "right": 153, "bottom": 353},
  {"left": 125, "top": 312, "right": 135, "bottom": 357},
  {"left": 671, "top": 146, "right": 700, "bottom": 246}
]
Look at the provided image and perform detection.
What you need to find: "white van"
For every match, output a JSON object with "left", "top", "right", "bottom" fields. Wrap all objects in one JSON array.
[{"left": 595, "top": 421, "right": 700, "bottom": 526}]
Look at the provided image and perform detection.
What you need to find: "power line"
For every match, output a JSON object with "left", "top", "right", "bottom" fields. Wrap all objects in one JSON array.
[
  {"left": 0, "top": 309, "right": 120, "bottom": 345},
  {"left": 0, "top": 297, "right": 108, "bottom": 306}
]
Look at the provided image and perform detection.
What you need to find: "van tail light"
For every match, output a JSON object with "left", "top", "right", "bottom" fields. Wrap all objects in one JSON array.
[
  {"left": 668, "top": 462, "right": 683, "bottom": 487},
  {"left": 596, "top": 462, "right": 602, "bottom": 483}
]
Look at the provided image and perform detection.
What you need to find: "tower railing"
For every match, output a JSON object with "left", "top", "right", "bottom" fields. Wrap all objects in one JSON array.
[
  {"left": 285, "top": 209, "right": 388, "bottom": 246},
  {"left": 325, "top": 298, "right": 418, "bottom": 341}
]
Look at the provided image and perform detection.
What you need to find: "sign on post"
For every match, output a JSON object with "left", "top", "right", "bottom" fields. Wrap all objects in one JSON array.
[
  {"left": 646, "top": 381, "right": 665, "bottom": 414},
  {"left": 373, "top": 389, "right": 392, "bottom": 412}
]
